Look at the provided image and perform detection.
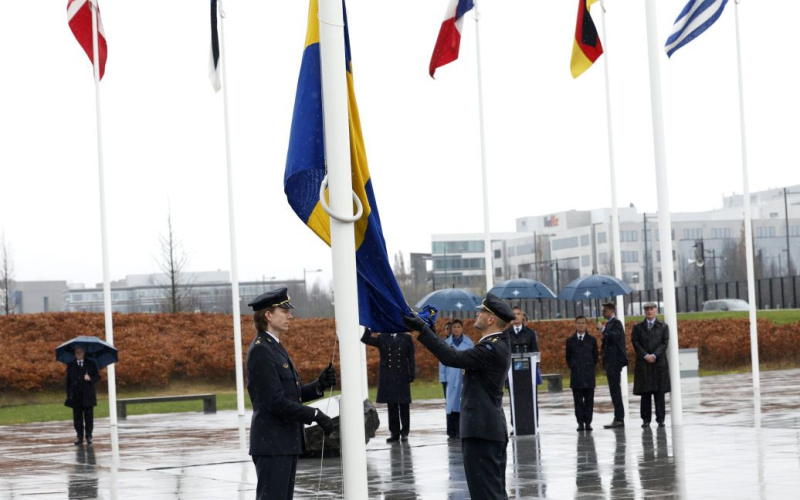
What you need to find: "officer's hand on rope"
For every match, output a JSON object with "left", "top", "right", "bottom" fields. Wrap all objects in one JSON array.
[
  {"left": 314, "top": 410, "right": 334, "bottom": 436},
  {"left": 403, "top": 314, "right": 427, "bottom": 333},
  {"left": 317, "top": 363, "right": 337, "bottom": 390}
]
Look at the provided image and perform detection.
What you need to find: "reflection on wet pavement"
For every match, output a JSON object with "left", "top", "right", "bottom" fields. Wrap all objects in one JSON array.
[{"left": 2, "top": 369, "right": 800, "bottom": 499}]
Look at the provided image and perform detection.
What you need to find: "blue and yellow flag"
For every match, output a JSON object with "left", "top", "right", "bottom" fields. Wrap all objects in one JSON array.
[{"left": 284, "top": 0, "right": 410, "bottom": 333}]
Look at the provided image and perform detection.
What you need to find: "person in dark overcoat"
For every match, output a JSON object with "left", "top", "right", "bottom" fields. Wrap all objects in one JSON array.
[
  {"left": 361, "top": 328, "right": 415, "bottom": 442},
  {"left": 566, "top": 316, "right": 599, "bottom": 431},
  {"left": 405, "top": 293, "right": 515, "bottom": 500},
  {"left": 64, "top": 345, "right": 100, "bottom": 445},
  {"left": 246, "top": 288, "right": 336, "bottom": 500},
  {"left": 631, "top": 302, "right": 671, "bottom": 427},
  {"left": 600, "top": 302, "right": 628, "bottom": 428}
]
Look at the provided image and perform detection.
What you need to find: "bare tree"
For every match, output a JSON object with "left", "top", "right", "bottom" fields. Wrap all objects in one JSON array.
[
  {"left": 305, "top": 280, "right": 335, "bottom": 318},
  {"left": 0, "top": 232, "right": 15, "bottom": 315},
  {"left": 156, "top": 208, "right": 196, "bottom": 313}
]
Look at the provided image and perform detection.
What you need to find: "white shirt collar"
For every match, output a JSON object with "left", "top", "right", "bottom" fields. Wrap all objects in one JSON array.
[{"left": 264, "top": 331, "right": 280, "bottom": 344}]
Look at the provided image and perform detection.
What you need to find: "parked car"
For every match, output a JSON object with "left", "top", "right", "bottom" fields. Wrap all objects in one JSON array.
[{"left": 702, "top": 299, "right": 750, "bottom": 312}]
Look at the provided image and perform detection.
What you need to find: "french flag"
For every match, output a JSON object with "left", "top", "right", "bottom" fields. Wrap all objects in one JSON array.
[{"left": 429, "top": 0, "right": 474, "bottom": 78}]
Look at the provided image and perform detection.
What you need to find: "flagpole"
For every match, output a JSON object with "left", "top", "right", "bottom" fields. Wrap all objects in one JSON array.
[
  {"left": 599, "top": 0, "right": 629, "bottom": 418},
  {"left": 216, "top": 0, "right": 246, "bottom": 417},
  {"left": 733, "top": 0, "right": 761, "bottom": 428},
  {"left": 473, "top": 1, "right": 493, "bottom": 291},
  {"left": 643, "top": 0, "right": 683, "bottom": 427},
  {"left": 90, "top": 0, "right": 117, "bottom": 429},
  {"left": 318, "top": 0, "right": 369, "bottom": 497}
]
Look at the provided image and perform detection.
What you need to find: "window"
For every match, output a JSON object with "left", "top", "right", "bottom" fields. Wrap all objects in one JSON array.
[
  {"left": 581, "top": 255, "right": 591, "bottom": 267},
  {"left": 597, "top": 232, "right": 607, "bottom": 244},
  {"left": 599, "top": 252, "right": 608, "bottom": 265},
  {"left": 683, "top": 228, "right": 703, "bottom": 240},
  {"left": 770, "top": 212, "right": 780, "bottom": 219},
  {"left": 507, "top": 247, "right": 516, "bottom": 257},
  {"left": 711, "top": 227, "right": 731, "bottom": 239},
  {"left": 620, "top": 230, "right": 639, "bottom": 242},
  {"left": 433, "top": 257, "right": 485, "bottom": 271},
  {"left": 756, "top": 226, "right": 776, "bottom": 238},
  {"left": 621, "top": 251, "right": 639, "bottom": 263},
  {"left": 494, "top": 249, "right": 501, "bottom": 259},
  {"left": 580, "top": 235, "right": 590, "bottom": 246},
  {"left": 72, "top": 294, "right": 83, "bottom": 302},
  {"left": 791, "top": 226, "right": 800, "bottom": 237},
  {"left": 516, "top": 243, "right": 534, "bottom": 255},
  {"left": 495, "top": 267, "right": 503, "bottom": 278},
  {"left": 432, "top": 240, "right": 485, "bottom": 254},
  {"left": 552, "top": 236, "right": 579, "bottom": 251}
]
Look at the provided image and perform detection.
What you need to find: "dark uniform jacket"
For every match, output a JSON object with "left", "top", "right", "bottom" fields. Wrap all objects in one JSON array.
[
  {"left": 417, "top": 326, "right": 511, "bottom": 443},
  {"left": 601, "top": 317, "right": 628, "bottom": 370},
  {"left": 566, "top": 332, "right": 598, "bottom": 389},
  {"left": 632, "top": 319, "right": 671, "bottom": 395},
  {"left": 361, "top": 331, "right": 415, "bottom": 404},
  {"left": 504, "top": 324, "right": 539, "bottom": 353},
  {"left": 64, "top": 360, "right": 100, "bottom": 408},
  {"left": 246, "top": 331, "right": 324, "bottom": 456}
]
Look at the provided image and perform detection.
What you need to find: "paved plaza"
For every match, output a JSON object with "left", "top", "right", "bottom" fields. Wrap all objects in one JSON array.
[{"left": 2, "top": 370, "right": 800, "bottom": 499}]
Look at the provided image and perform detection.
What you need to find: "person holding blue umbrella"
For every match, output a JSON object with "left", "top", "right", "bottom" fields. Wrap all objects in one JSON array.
[{"left": 64, "top": 345, "right": 100, "bottom": 445}]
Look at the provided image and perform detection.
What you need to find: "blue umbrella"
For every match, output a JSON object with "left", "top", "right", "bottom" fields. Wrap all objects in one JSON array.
[
  {"left": 414, "top": 288, "right": 481, "bottom": 313},
  {"left": 56, "top": 336, "right": 118, "bottom": 370},
  {"left": 489, "top": 279, "right": 556, "bottom": 300},
  {"left": 557, "top": 274, "right": 633, "bottom": 302}
]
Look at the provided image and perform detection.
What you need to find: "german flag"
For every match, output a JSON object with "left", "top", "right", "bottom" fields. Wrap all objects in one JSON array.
[{"left": 570, "top": 0, "right": 603, "bottom": 78}]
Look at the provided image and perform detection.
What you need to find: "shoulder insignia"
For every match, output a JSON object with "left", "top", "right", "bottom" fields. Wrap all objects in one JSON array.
[
  {"left": 283, "top": 363, "right": 289, "bottom": 369},
  {"left": 267, "top": 338, "right": 273, "bottom": 343},
  {"left": 255, "top": 339, "right": 261, "bottom": 345},
  {"left": 486, "top": 344, "right": 493, "bottom": 350},
  {"left": 492, "top": 337, "right": 499, "bottom": 343}
]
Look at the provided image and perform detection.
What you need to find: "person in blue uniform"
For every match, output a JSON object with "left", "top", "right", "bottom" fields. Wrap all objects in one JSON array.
[
  {"left": 405, "top": 293, "right": 514, "bottom": 500},
  {"left": 361, "top": 328, "right": 415, "bottom": 442},
  {"left": 600, "top": 302, "right": 628, "bottom": 429},
  {"left": 439, "top": 319, "right": 474, "bottom": 439},
  {"left": 245, "top": 287, "right": 337, "bottom": 500}
]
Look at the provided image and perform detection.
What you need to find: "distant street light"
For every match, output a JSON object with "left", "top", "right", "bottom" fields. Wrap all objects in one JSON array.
[{"left": 303, "top": 268, "right": 323, "bottom": 294}]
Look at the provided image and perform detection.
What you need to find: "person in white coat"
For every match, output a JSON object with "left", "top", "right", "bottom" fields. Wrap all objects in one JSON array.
[{"left": 439, "top": 320, "right": 475, "bottom": 439}]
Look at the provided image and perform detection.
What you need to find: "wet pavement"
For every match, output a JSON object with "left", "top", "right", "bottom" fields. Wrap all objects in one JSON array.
[{"left": 2, "top": 369, "right": 800, "bottom": 499}]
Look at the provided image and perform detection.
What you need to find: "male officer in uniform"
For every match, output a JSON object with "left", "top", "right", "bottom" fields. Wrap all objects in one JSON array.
[
  {"left": 246, "top": 287, "right": 337, "bottom": 500},
  {"left": 405, "top": 293, "right": 514, "bottom": 500}
]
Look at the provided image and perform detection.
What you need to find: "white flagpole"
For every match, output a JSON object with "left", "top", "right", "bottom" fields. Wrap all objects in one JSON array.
[
  {"left": 318, "top": 0, "right": 368, "bottom": 497},
  {"left": 473, "top": 1, "right": 494, "bottom": 291},
  {"left": 643, "top": 0, "right": 683, "bottom": 426},
  {"left": 599, "top": 0, "right": 629, "bottom": 418},
  {"left": 216, "top": 0, "right": 246, "bottom": 417},
  {"left": 90, "top": 0, "right": 117, "bottom": 429},
  {"left": 733, "top": 0, "right": 761, "bottom": 427}
]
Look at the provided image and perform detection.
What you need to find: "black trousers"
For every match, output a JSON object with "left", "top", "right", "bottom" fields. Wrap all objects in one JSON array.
[
  {"left": 462, "top": 438, "right": 508, "bottom": 500},
  {"left": 252, "top": 455, "right": 298, "bottom": 500},
  {"left": 640, "top": 391, "right": 666, "bottom": 423},
  {"left": 72, "top": 406, "right": 94, "bottom": 438},
  {"left": 605, "top": 367, "right": 625, "bottom": 421},
  {"left": 387, "top": 403, "right": 410, "bottom": 437},
  {"left": 571, "top": 387, "right": 595, "bottom": 425},
  {"left": 446, "top": 411, "right": 460, "bottom": 438}
]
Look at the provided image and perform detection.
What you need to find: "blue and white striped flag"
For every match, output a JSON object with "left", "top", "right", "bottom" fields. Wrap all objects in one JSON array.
[{"left": 665, "top": 0, "right": 729, "bottom": 57}]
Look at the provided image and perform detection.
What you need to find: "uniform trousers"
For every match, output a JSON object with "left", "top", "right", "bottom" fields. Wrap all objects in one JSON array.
[
  {"left": 462, "top": 437, "right": 508, "bottom": 500},
  {"left": 446, "top": 411, "right": 460, "bottom": 438},
  {"left": 571, "top": 387, "right": 595, "bottom": 425},
  {"left": 605, "top": 366, "right": 625, "bottom": 421},
  {"left": 72, "top": 406, "right": 94, "bottom": 438},
  {"left": 387, "top": 403, "right": 410, "bottom": 437},
  {"left": 252, "top": 455, "right": 298, "bottom": 500},
  {"left": 640, "top": 391, "right": 666, "bottom": 423}
]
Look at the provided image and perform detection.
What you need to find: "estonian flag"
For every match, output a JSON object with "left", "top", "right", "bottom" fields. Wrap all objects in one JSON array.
[
  {"left": 209, "top": 0, "right": 221, "bottom": 92},
  {"left": 665, "top": 0, "right": 729, "bottom": 58},
  {"left": 284, "top": 0, "right": 411, "bottom": 333},
  {"left": 570, "top": 0, "right": 603, "bottom": 79}
]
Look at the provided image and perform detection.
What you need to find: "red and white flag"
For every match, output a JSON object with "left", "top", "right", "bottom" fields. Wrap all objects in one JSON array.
[
  {"left": 429, "top": 0, "right": 474, "bottom": 78},
  {"left": 67, "top": 0, "right": 107, "bottom": 79}
]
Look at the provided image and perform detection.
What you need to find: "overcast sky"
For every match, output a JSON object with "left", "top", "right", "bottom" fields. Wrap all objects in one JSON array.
[{"left": 1, "top": 1, "right": 798, "bottom": 287}]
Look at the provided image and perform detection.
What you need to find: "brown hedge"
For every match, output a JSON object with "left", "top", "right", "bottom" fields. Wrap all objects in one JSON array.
[{"left": 1, "top": 313, "right": 799, "bottom": 393}]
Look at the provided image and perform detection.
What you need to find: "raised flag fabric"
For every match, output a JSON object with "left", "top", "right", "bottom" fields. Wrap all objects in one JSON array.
[
  {"left": 570, "top": 0, "right": 603, "bottom": 78},
  {"left": 209, "top": 0, "right": 221, "bottom": 92},
  {"left": 67, "top": 0, "right": 107, "bottom": 80},
  {"left": 665, "top": 0, "right": 729, "bottom": 57},
  {"left": 284, "top": 0, "right": 411, "bottom": 333},
  {"left": 429, "top": 0, "right": 475, "bottom": 78}
]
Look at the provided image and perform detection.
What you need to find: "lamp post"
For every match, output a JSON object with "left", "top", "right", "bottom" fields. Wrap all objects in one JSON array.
[
  {"left": 783, "top": 188, "right": 800, "bottom": 277},
  {"left": 303, "top": 268, "right": 322, "bottom": 296}
]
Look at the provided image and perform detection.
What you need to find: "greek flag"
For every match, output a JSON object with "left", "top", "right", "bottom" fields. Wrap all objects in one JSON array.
[{"left": 665, "top": 0, "right": 729, "bottom": 57}]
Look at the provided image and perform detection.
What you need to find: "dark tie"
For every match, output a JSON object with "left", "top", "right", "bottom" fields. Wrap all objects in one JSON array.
[{"left": 648, "top": 322, "right": 653, "bottom": 331}]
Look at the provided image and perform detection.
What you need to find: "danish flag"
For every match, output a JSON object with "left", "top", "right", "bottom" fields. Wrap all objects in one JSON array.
[{"left": 67, "top": 0, "right": 108, "bottom": 80}]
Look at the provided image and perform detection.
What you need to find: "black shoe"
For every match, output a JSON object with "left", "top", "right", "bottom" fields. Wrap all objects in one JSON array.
[
  {"left": 604, "top": 420, "right": 625, "bottom": 429},
  {"left": 642, "top": 422, "right": 651, "bottom": 428},
  {"left": 74, "top": 437, "right": 83, "bottom": 445},
  {"left": 577, "top": 423, "right": 585, "bottom": 432},
  {"left": 86, "top": 436, "right": 93, "bottom": 445},
  {"left": 386, "top": 436, "right": 400, "bottom": 443},
  {"left": 585, "top": 424, "right": 593, "bottom": 431},
  {"left": 657, "top": 422, "right": 666, "bottom": 428},
  {"left": 400, "top": 435, "right": 408, "bottom": 442}
]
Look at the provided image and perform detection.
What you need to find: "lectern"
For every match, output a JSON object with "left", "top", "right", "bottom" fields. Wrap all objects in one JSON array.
[{"left": 508, "top": 352, "right": 540, "bottom": 436}]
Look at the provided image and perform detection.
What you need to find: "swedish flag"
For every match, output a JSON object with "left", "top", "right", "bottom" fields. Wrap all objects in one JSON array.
[{"left": 284, "top": 0, "right": 410, "bottom": 333}]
